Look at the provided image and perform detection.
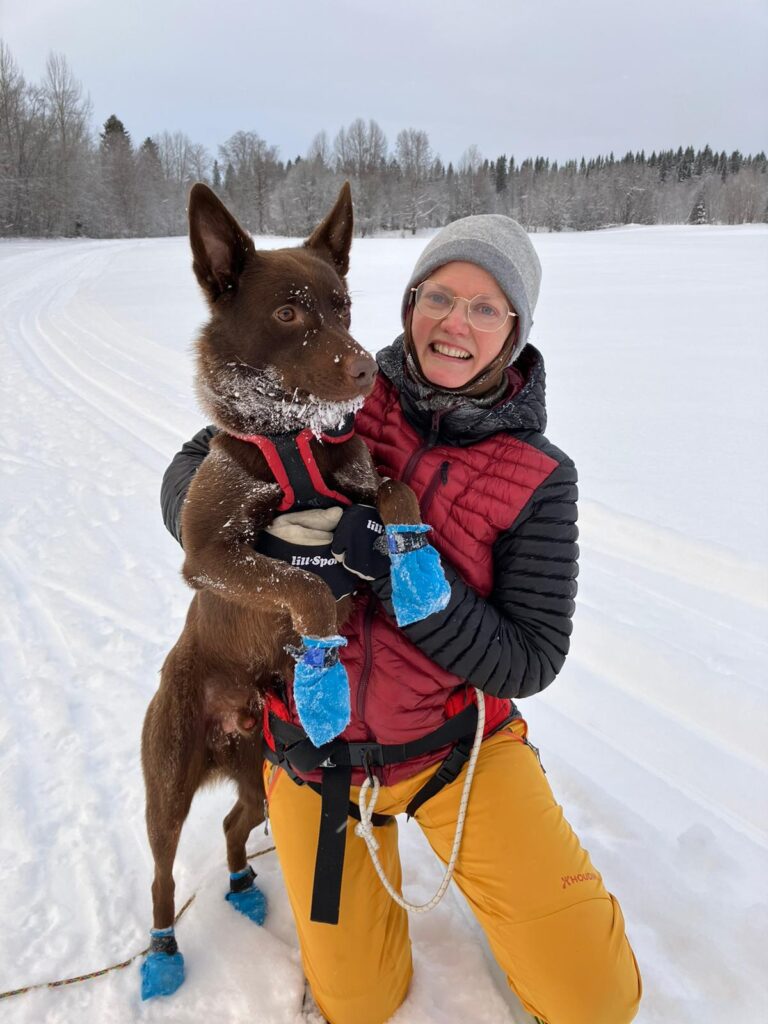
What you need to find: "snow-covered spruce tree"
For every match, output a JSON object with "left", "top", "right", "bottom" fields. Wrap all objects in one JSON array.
[
  {"left": 688, "top": 191, "right": 708, "bottom": 225},
  {"left": 135, "top": 137, "right": 166, "bottom": 236},
  {"left": 99, "top": 114, "right": 136, "bottom": 236}
]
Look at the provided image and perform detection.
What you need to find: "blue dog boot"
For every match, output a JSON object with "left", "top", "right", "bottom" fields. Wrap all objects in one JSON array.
[
  {"left": 291, "top": 635, "right": 350, "bottom": 746},
  {"left": 140, "top": 927, "right": 185, "bottom": 1000},
  {"left": 225, "top": 865, "right": 267, "bottom": 925},
  {"left": 386, "top": 524, "right": 451, "bottom": 627}
]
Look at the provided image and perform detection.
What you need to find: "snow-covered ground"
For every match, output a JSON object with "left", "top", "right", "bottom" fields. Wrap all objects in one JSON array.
[{"left": 1, "top": 225, "right": 766, "bottom": 1023}]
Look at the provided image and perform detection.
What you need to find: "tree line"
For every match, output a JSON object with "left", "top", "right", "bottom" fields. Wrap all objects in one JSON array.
[{"left": 1, "top": 43, "right": 766, "bottom": 240}]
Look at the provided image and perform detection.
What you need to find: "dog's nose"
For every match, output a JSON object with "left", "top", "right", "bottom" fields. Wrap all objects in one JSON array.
[{"left": 348, "top": 355, "right": 378, "bottom": 390}]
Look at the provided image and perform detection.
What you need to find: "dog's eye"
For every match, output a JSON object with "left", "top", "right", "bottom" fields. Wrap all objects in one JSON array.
[
  {"left": 334, "top": 298, "right": 351, "bottom": 324},
  {"left": 274, "top": 306, "right": 296, "bottom": 323}
]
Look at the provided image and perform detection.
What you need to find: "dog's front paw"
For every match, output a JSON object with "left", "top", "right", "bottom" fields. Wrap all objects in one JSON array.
[
  {"left": 140, "top": 930, "right": 185, "bottom": 1000},
  {"left": 291, "top": 635, "right": 350, "bottom": 746},
  {"left": 226, "top": 865, "right": 267, "bottom": 924},
  {"left": 386, "top": 525, "right": 451, "bottom": 627}
]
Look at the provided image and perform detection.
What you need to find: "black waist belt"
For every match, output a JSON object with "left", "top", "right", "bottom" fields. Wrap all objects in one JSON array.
[{"left": 264, "top": 703, "right": 489, "bottom": 925}]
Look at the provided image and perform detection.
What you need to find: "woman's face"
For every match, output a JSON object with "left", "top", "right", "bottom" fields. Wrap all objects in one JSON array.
[{"left": 409, "top": 261, "right": 514, "bottom": 389}]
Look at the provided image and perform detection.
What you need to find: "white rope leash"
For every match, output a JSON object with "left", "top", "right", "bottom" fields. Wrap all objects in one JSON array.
[{"left": 354, "top": 689, "right": 485, "bottom": 913}]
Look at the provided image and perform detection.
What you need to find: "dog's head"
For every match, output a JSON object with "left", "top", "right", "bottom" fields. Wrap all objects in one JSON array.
[{"left": 188, "top": 182, "right": 377, "bottom": 437}]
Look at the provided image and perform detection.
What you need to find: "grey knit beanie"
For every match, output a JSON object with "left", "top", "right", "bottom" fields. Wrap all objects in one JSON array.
[{"left": 401, "top": 215, "right": 542, "bottom": 364}]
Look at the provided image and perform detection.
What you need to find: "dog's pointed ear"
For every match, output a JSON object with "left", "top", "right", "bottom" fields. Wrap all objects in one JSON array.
[
  {"left": 304, "top": 181, "right": 353, "bottom": 279},
  {"left": 188, "top": 183, "right": 254, "bottom": 303}
]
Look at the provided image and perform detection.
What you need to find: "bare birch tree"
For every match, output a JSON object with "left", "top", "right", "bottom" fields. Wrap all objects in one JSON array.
[
  {"left": 219, "top": 130, "right": 280, "bottom": 234},
  {"left": 395, "top": 128, "right": 436, "bottom": 234},
  {"left": 334, "top": 118, "right": 387, "bottom": 235}
]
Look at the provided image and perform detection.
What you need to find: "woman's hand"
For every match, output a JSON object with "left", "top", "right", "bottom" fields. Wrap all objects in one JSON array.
[{"left": 331, "top": 504, "right": 391, "bottom": 581}]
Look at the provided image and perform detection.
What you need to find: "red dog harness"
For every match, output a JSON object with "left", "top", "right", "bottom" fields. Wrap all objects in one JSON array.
[{"left": 229, "top": 414, "right": 355, "bottom": 512}]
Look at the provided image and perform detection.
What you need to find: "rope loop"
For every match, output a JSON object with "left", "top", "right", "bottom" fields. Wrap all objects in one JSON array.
[
  {"left": 354, "top": 776, "right": 382, "bottom": 852},
  {"left": 354, "top": 688, "right": 486, "bottom": 914}
]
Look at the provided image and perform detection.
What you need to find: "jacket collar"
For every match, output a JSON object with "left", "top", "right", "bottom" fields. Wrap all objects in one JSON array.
[{"left": 375, "top": 336, "right": 548, "bottom": 447}]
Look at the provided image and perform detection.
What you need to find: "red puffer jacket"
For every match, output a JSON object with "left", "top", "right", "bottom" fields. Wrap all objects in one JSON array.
[
  {"left": 280, "top": 347, "right": 578, "bottom": 785},
  {"left": 161, "top": 344, "right": 579, "bottom": 787}
]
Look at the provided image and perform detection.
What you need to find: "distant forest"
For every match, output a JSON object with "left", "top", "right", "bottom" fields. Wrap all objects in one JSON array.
[{"left": 2, "top": 43, "right": 766, "bottom": 239}]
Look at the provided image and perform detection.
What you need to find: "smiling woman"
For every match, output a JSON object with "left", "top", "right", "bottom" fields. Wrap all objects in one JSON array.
[{"left": 409, "top": 261, "right": 519, "bottom": 389}]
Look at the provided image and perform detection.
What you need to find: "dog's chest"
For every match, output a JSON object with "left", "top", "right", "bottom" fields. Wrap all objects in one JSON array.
[{"left": 222, "top": 430, "right": 376, "bottom": 517}]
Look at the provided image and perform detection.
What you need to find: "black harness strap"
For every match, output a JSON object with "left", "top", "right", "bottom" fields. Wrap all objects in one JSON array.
[
  {"left": 271, "top": 433, "right": 334, "bottom": 511},
  {"left": 270, "top": 703, "right": 479, "bottom": 774},
  {"left": 404, "top": 734, "right": 476, "bottom": 819},
  {"left": 264, "top": 744, "right": 393, "bottom": 826},
  {"left": 263, "top": 747, "right": 395, "bottom": 926},
  {"left": 311, "top": 764, "right": 352, "bottom": 925},
  {"left": 265, "top": 703, "right": 506, "bottom": 925}
]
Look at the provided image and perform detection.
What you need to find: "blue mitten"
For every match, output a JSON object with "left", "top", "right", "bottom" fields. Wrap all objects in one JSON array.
[
  {"left": 140, "top": 928, "right": 185, "bottom": 1000},
  {"left": 291, "top": 635, "right": 350, "bottom": 746},
  {"left": 386, "top": 524, "right": 451, "bottom": 627},
  {"left": 225, "top": 865, "right": 267, "bottom": 925}
]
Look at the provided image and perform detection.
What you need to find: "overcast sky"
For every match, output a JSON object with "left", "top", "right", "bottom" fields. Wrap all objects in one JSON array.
[{"left": 2, "top": 0, "right": 766, "bottom": 165}]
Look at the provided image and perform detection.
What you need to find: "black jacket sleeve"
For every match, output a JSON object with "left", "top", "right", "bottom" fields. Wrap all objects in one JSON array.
[
  {"left": 160, "top": 426, "right": 218, "bottom": 545},
  {"left": 371, "top": 457, "right": 579, "bottom": 700}
]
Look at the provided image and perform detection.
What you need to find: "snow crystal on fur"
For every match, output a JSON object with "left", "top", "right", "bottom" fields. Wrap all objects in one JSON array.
[{"left": 197, "top": 362, "right": 364, "bottom": 437}]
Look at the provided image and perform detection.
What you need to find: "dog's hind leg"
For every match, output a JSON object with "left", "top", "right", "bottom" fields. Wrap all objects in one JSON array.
[
  {"left": 143, "top": 695, "right": 204, "bottom": 929},
  {"left": 140, "top": 678, "right": 205, "bottom": 1000},
  {"left": 146, "top": 785, "right": 195, "bottom": 930},
  {"left": 224, "top": 729, "right": 265, "bottom": 865},
  {"left": 222, "top": 736, "right": 268, "bottom": 924},
  {"left": 223, "top": 795, "right": 264, "bottom": 874},
  {"left": 140, "top": 775, "right": 197, "bottom": 1000}
]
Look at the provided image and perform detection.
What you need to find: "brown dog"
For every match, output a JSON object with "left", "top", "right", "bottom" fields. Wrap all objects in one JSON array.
[{"left": 140, "top": 182, "right": 423, "bottom": 997}]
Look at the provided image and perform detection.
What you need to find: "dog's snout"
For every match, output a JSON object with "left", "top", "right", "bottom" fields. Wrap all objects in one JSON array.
[{"left": 348, "top": 355, "right": 378, "bottom": 391}]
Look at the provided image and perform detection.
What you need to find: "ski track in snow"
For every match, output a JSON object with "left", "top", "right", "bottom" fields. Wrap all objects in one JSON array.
[{"left": 0, "top": 230, "right": 766, "bottom": 1023}]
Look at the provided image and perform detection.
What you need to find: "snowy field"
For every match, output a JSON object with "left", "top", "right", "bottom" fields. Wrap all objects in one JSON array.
[{"left": 1, "top": 225, "right": 766, "bottom": 1023}]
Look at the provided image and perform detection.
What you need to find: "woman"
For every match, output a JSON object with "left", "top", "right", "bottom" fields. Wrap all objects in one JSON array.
[{"left": 161, "top": 215, "right": 642, "bottom": 1024}]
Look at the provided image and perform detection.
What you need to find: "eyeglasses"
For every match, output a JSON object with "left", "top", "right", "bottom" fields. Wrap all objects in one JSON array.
[{"left": 411, "top": 281, "right": 518, "bottom": 333}]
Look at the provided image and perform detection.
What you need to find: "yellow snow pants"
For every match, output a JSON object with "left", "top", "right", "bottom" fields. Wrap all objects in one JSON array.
[{"left": 264, "top": 719, "right": 642, "bottom": 1024}]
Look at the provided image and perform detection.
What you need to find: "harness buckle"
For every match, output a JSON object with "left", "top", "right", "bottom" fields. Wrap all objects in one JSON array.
[
  {"left": 434, "top": 740, "right": 473, "bottom": 786},
  {"left": 351, "top": 742, "right": 384, "bottom": 768},
  {"left": 362, "top": 749, "right": 377, "bottom": 786},
  {"left": 319, "top": 756, "right": 336, "bottom": 768}
]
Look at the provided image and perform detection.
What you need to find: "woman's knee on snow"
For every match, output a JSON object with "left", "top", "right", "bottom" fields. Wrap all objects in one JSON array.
[
  {"left": 517, "top": 894, "right": 641, "bottom": 1024},
  {"left": 311, "top": 955, "right": 413, "bottom": 1024},
  {"left": 557, "top": 896, "right": 642, "bottom": 1024}
]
